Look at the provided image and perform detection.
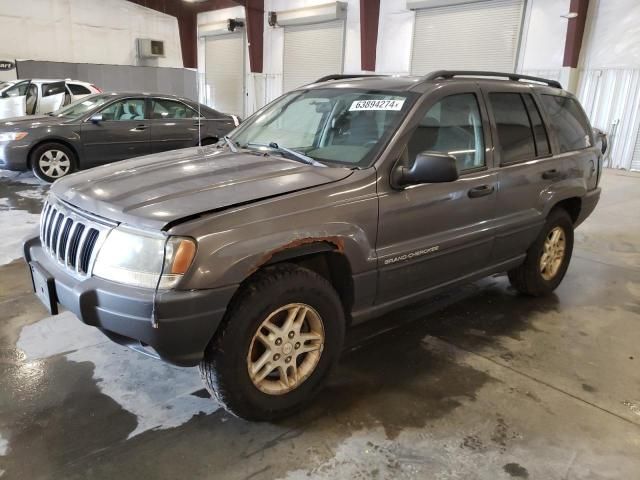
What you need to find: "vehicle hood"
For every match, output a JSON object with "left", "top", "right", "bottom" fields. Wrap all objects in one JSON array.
[
  {"left": 51, "top": 147, "right": 353, "bottom": 230},
  {"left": 0, "top": 115, "right": 69, "bottom": 130}
]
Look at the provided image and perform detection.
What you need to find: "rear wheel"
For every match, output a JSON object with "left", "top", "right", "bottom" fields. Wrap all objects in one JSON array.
[
  {"left": 31, "top": 142, "right": 76, "bottom": 182},
  {"left": 199, "top": 263, "right": 345, "bottom": 420},
  {"left": 508, "top": 208, "right": 574, "bottom": 296}
]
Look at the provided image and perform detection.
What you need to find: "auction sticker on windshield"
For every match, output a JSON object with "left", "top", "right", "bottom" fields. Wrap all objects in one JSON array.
[{"left": 349, "top": 99, "right": 405, "bottom": 111}]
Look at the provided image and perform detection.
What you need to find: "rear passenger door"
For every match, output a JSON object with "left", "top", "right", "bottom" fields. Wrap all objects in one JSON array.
[
  {"left": 148, "top": 98, "right": 199, "bottom": 153},
  {"left": 483, "top": 88, "right": 562, "bottom": 263},
  {"left": 39, "top": 82, "right": 67, "bottom": 114},
  {"left": 376, "top": 86, "right": 498, "bottom": 304}
]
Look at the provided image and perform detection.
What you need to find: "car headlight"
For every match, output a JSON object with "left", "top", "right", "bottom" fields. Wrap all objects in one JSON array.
[
  {"left": 92, "top": 227, "right": 196, "bottom": 289},
  {"left": 0, "top": 132, "right": 28, "bottom": 142}
]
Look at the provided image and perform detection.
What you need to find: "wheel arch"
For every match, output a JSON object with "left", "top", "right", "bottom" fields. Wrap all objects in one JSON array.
[
  {"left": 237, "top": 240, "right": 355, "bottom": 324},
  {"left": 550, "top": 196, "right": 582, "bottom": 224},
  {"left": 28, "top": 138, "right": 80, "bottom": 170}
]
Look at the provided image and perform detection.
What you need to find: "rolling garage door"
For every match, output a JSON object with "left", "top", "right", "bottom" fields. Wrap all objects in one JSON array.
[
  {"left": 410, "top": 0, "right": 525, "bottom": 75},
  {"left": 204, "top": 31, "right": 245, "bottom": 117},
  {"left": 283, "top": 20, "right": 345, "bottom": 93},
  {"left": 632, "top": 126, "right": 640, "bottom": 172}
]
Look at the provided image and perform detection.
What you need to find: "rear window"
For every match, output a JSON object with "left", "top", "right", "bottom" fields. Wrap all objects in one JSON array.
[
  {"left": 68, "top": 83, "right": 91, "bottom": 95},
  {"left": 43, "top": 82, "right": 66, "bottom": 97},
  {"left": 539, "top": 95, "right": 592, "bottom": 153}
]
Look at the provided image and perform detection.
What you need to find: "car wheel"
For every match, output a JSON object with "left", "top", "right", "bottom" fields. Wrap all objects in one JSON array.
[
  {"left": 31, "top": 143, "right": 76, "bottom": 182},
  {"left": 508, "top": 208, "right": 574, "bottom": 296},
  {"left": 199, "top": 263, "right": 345, "bottom": 420}
]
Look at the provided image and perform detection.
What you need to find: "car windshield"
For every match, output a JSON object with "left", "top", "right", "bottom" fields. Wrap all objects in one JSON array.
[
  {"left": 50, "top": 94, "right": 111, "bottom": 120},
  {"left": 231, "top": 88, "right": 416, "bottom": 168}
]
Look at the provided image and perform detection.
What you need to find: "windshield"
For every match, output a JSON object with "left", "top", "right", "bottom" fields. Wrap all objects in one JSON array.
[
  {"left": 231, "top": 88, "right": 416, "bottom": 168},
  {"left": 50, "top": 94, "right": 111, "bottom": 120}
]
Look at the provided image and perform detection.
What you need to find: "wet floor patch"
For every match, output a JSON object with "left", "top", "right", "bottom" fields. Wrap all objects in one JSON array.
[
  {"left": 16, "top": 312, "right": 220, "bottom": 439},
  {"left": 0, "top": 170, "right": 48, "bottom": 266}
]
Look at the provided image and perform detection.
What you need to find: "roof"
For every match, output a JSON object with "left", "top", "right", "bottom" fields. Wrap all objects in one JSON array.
[{"left": 307, "top": 71, "right": 564, "bottom": 92}]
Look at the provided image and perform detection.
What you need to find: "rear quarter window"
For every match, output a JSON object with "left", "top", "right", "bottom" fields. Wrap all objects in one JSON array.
[
  {"left": 539, "top": 95, "right": 592, "bottom": 153},
  {"left": 68, "top": 83, "right": 92, "bottom": 95}
]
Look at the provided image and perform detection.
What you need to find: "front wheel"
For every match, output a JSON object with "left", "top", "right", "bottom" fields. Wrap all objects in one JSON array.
[
  {"left": 30, "top": 142, "right": 76, "bottom": 182},
  {"left": 508, "top": 208, "right": 574, "bottom": 296},
  {"left": 199, "top": 263, "right": 345, "bottom": 420}
]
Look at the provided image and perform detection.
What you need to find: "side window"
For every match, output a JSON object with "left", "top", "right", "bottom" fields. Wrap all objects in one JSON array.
[
  {"left": 150, "top": 99, "right": 198, "bottom": 119},
  {"left": 489, "top": 93, "right": 536, "bottom": 164},
  {"left": 522, "top": 94, "right": 550, "bottom": 157},
  {"left": 68, "top": 83, "right": 91, "bottom": 95},
  {"left": 407, "top": 93, "right": 485, "bottom": 172},
  {"left": 3, "top": 82, "right": 29, "bottom": 98},
  {"left": 42, "top": 82, "right": 66, "bottom": 97},
  {"left": 539, "top": 95, "right": 592, "bottom": 153},
  {"left": 99, "top": 99, "right": 146, "bottom": 121}
]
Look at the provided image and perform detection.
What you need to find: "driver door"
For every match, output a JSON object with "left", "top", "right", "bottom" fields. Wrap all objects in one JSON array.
[
  {"left": 376, "top": 85, "right": 498, "bottom": 304},
  {"left": 0, "top": 81, "right": 29, "bottom": 119}
]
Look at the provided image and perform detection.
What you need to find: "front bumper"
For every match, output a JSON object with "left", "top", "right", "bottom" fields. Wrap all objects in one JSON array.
[
  {"left": 24, "top": 236, "right": 237, "bottom": 366},
  {"left": 575, "top": 187, "right": 601, "bottom": 227},
  {"left": 0, "top": 140, "right": 31, "bottom": 170}
]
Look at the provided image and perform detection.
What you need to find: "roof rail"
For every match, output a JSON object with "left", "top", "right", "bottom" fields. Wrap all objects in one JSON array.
[
  {"left": 314, "top": 74, "right": 386, "bottom": 83},
  {"left": 425, "top": 70, "right": 562, "bottom": 89}
]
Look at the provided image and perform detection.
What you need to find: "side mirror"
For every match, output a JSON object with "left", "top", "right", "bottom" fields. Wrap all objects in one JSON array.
[
  {"left": 393, "top": 151, "right": 459, "bottom": 187},
  {"left": 594, "top": 128, "right": 607, "bottom": 155},
  {"left": 90, "top": 113, "right": 103, "bottom": 124}
]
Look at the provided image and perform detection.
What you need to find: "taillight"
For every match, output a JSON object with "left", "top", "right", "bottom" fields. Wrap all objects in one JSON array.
[{"left": 91, "top": 84, "right": 102, "bottom": 93}]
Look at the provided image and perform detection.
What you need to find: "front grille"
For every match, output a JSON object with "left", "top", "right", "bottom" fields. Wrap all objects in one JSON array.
[{"left": 39, "top": 198, "right": 113, "bottom": 276}]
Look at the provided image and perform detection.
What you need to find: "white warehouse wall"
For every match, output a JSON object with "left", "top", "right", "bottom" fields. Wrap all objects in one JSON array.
[
  {"left": 0, "top": 0, "right": 183, "bottom": 82},
  {"left": 518, "top": 0, "right": 570, "bottom": 80},
  {"left": 577, "top": 0, "right": 640, "bottom": 170}
]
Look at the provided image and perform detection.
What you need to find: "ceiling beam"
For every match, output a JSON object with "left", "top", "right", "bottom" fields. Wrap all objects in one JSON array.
[
  {"left": 563, "top": 0, "right": 590, "bottom": 68},
  {"left": 360, "top": 0, "right": 380, "bottom": 71},
  {"left": 244, "top": 0, "right": 264, "bottom": 73}
]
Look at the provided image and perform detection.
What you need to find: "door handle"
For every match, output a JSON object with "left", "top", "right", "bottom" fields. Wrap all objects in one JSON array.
[
  {"left": 467, "top": 185, "right": 495, "bottom": 198},
  {"left": 542, "top": 169, "right": 564, "bottom": 180},
  {"left": 132, "top": 124, "right": 147, "bottom": 131}
]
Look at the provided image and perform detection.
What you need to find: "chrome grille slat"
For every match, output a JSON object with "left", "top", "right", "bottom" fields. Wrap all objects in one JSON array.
[
  {"left": 39, "top": 198, "right": 113, "bottom": 279},
  {"left": 52, "top": 213, "right": 65, "bottom": 257},
  {"left": 74, "top": 227, "right": 90, "bottom": 274},
  {"left": 65, "top": 221, "right": 80, "bottom": 267}
]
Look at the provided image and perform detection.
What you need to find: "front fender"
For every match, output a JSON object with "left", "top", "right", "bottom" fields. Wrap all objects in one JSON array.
[
  {"left": 183, "top": 223, "right": 375, "bottom": 289},
  {"left": 168, "top": 169, "right": 380, "bottom": 290}
]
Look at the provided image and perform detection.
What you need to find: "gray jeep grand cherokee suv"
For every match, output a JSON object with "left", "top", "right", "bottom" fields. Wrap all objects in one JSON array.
[{"left": 24, "top": 71, "right": 602, "bottom": 420}]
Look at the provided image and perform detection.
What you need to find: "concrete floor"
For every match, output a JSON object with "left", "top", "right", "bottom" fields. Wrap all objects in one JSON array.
[{"left": 0, "top": 168, "right": 639, "bottom": 479}]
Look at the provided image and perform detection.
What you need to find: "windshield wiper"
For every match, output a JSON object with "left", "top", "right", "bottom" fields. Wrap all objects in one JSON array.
[
  {"left": 248, "top": 142, "right": 326, "bottom": 167},
  {"left": 223, "top": 135, "right": 238, "bottom": 153}
]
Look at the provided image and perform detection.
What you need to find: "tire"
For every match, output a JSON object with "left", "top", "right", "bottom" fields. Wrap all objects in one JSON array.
[
  {"left": 30, "top": 142, "right": 76, "bottom": 182},
  {"left": 508, "top": 208, "right": 574, "bottom": 296},
  {"left": 200, "top": 263, "right": 345, "bottom": 420}
]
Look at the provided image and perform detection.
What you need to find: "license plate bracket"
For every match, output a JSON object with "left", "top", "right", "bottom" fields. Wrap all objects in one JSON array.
[{"left": 29, "top": 261, "right": 58, "bottom": 315}]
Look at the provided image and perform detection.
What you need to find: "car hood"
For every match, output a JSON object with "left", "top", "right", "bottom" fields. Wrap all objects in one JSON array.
[
  {"left": 0, "top": 115, "right": 69, "bottom": 129},
  {"left": 51, "top": 147, "right": 353, "bottom": 230}
]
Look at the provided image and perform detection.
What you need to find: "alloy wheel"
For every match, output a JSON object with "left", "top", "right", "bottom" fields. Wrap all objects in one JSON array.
[
  {"left": 247, "top": 303, "right": 325, "bottom": 395},
  {"left": 540, "top": 226, "right": 566, "bottom": 281},
  {"left": 39, "top": 150, "right": 71, "bottom": 179}
]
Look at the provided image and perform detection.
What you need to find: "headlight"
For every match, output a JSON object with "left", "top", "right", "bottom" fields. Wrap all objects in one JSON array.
[
  {"left": 92, "top": 227, "right": 196, "bottom": 289},
  {"left": 0, "top": 132, "right": 28, "bottom": 142}
]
